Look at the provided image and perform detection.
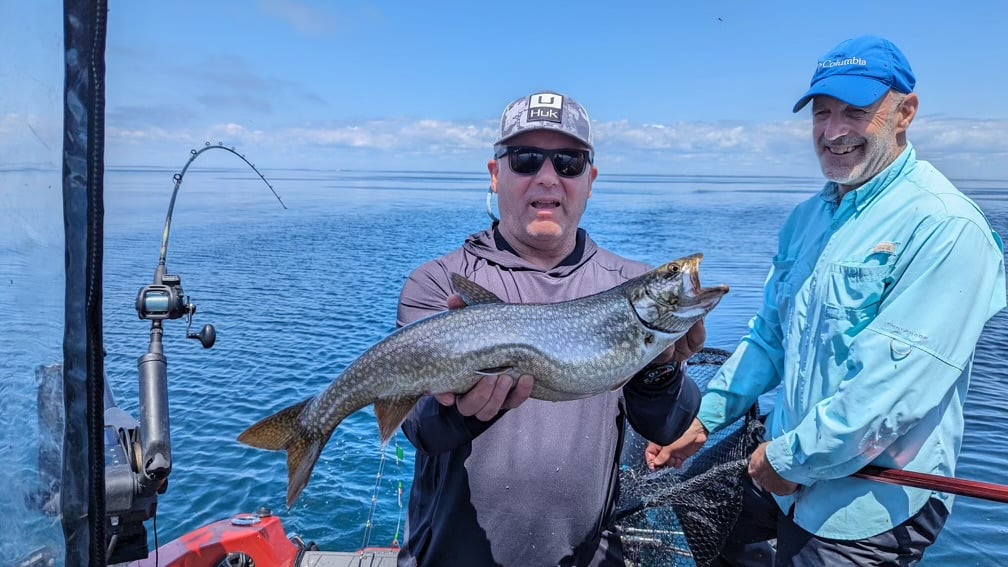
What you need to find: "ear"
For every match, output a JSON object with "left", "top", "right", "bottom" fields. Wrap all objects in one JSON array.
[
  {"left": 896, "top": 93, "right": 919, "bottom": 133},
  {"left": 587, "top": 165, "right": 598, "bottom": 199},
  {"left": 488, "top": 159, "right": 499, "bottom": 193}
]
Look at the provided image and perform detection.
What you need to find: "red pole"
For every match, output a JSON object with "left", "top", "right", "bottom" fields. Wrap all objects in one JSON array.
[{"left": 854, "top": 465, "right": 1008, "bottom": 504}]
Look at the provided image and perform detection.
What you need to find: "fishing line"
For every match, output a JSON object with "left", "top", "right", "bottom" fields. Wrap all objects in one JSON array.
[
  {"left": 360, "top": 444, "right": 386, "bottom": 550},
  {"left": 392, "top": 440, "right": 406, "bottom": 548},
  {"left": 361, "top": 432, "right": 406, "bottom": 550}
]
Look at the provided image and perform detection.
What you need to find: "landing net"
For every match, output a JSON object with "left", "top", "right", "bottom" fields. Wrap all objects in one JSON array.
[{"left": 615, "top": 348, "right": 764, "bottom": 567}]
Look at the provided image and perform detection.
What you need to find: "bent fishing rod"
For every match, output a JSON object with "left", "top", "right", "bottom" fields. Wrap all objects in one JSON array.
[{"left": 118, "top": 144, "right": 285, "bottom": 553}]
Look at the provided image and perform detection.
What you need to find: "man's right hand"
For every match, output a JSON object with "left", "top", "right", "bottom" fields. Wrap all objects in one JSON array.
[
  {"left": 645, "top": 418, "right": 709, "bottom": 470},
  {"left": 434, "top": 374, "right": 535, "bottom": 421}
]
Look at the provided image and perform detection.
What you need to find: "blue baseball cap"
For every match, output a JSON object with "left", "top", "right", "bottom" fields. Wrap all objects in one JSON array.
[{"left": 792, "top": 35, "right": 915, "bottom": 113}]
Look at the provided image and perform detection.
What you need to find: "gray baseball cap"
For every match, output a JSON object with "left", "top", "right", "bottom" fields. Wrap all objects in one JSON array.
[{"left": 494, "top": 91, "right": 593, "bottom": 149}]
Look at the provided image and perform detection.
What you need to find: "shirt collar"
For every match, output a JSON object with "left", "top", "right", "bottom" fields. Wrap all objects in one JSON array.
[
  {"left": 817, "top": 143, "right": 915, "bottom": 212},
  {"left": 492, "top": 225, "right": 588, "bottom": 269}
]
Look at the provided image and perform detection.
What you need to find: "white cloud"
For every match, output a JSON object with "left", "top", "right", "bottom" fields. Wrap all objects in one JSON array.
[
  {"left": 258, "top": 0, "right": 380, "bottom": 38},
  {"left": 7, "top": 111, "right": 1005, "bottom": 179},
  {"left": 259, "top": 0, "right": 339, "bottom": 36}
]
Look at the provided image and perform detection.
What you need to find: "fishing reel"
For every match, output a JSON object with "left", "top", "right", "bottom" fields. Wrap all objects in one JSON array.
[
  {"left": 103, "top": 266, "right": 218, "bottom": 563},
  {"left": 136, "top": 276, "right": 189, "bottom": 321},
  {"left": 135, "top": 271, "right": 217, "bottom": 348}
]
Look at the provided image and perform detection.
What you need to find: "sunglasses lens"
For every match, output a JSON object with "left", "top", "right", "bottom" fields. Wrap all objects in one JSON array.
[
  {"left": 509, "top": 149, "right": 547, "bottom": 175},
  {"left": 552, "top": 152, "right": 586, "bottom": 177},
  {"left": 503, "top": 147, "right": 590, "bottom": 177}
]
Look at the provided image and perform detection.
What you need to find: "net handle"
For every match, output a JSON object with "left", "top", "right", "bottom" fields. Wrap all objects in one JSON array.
[{"left": 854, "top": 465, "right": 1008, "bottom": 504}]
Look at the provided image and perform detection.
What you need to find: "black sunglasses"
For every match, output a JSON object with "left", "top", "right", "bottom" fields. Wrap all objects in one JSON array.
[{"left": 494, "top": 146, "right": 594, "bottom": 178}]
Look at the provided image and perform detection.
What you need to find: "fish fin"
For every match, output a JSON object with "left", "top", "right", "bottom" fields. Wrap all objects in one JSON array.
[
  {"left": 375, "top": 397, "right": 420, "bottom": 444},
  {"left": 285, "top": 434, "right": 326, "bottom": 508},
  {"left": 449, "top": 273, "right": 505, "bottom": 305},
  {"left": 474, "top": 366, "right": 514, "bottom": 376},
  {"left": 237, "top": 398, "right": 312, "bottom": 450},
  {"left": 237, "top": 397, "right": 335, "bottom": 508}
]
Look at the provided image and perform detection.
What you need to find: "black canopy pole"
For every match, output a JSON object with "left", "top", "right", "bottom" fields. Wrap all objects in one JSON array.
[{"left": 61, "top": 0, "right": 108, "bottom": 565}]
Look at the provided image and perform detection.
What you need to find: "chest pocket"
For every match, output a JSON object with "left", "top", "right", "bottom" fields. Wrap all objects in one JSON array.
[
  {"left": 823, "top": 261, "right": 893, "bottom": 332},
  {"left": 771, "top": 256, "right": 796, "bottom": 321}
]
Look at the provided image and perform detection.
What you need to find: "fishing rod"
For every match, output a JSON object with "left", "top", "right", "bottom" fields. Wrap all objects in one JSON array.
[
  {"left": 104, "top": 144, "right": 285, "bottom": 563},
  {"left": 855, "top": 465, "right": 1008, "bottom": 504}
]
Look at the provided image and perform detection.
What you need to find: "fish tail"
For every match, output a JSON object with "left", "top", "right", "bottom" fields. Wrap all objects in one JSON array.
[
  {"left": 237, "top": 397, "right": 334, "bottom": 507},
  {"left": 283, "top": 432, "right": 327, "bottom": 507}
]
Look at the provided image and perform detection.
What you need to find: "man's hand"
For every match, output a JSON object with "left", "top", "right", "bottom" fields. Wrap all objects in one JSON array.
[
  {"left": 434, "top": 374, "right": 535, "bottom": 421},
  {"left": 434, "top": 293, "right": 535, "bottom": 420},
  {"left": 748, "top": 442, "right": 799, "bottom": 495},
  {"left": 645, "top": 418, "right": 708, "bottom": 470},
  {"left": 674, "top": 318, "right": 706, "bottom": 363},
  {"left": 649, "top": 319, "right": 707, "bottom": 366}
]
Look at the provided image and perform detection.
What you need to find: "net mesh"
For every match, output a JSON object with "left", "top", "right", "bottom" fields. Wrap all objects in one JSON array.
[{"left": 615, "top": 348, "right": 764, "bottom": 567}]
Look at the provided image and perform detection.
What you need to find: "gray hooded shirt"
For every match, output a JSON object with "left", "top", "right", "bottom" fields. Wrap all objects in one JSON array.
[{"left": 396, "top": 226, "right": 700, "bottom": 567}]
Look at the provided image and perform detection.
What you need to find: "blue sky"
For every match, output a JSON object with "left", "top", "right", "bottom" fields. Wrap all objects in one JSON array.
[{"left": 5, "top": 1, "right": 1008, "bottom": 178}]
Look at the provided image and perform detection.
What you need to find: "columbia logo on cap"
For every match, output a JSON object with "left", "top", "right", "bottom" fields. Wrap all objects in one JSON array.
[{"left": 818, "top": 56, "right": 867, "bottom": 70}]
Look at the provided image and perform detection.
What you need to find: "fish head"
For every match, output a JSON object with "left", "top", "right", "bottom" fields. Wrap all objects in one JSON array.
[{"left": 627, "top": 253, "right": 729, "bottom": 335}]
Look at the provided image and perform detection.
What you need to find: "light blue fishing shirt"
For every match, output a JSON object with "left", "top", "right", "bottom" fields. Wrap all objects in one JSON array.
[{"left": 698, "top": 144, "right": 1006, "bottom": 539}]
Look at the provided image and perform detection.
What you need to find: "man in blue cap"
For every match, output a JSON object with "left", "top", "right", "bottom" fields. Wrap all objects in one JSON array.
[{"left": 650, "top": 36, "right": 1006, "bottom": 565}]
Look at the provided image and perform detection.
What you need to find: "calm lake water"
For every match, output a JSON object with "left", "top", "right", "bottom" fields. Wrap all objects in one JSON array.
[{"left": 2, "top": 166, "right": 1006, "bottom": 565}]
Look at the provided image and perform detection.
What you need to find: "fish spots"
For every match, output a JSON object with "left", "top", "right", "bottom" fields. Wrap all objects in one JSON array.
[{"left": 644, "top": 333, "right": 655, "bottom": 346}]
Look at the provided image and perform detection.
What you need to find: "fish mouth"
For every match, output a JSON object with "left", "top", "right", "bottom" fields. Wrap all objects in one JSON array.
[{"left": 679, "top": 253, "right": 730, "bottom": 316}]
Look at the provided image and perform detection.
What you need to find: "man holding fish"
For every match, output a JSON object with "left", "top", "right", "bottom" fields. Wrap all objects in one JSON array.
[
  {"left": 239, "top": 89, "right": 725, "bottom": 564},
  {"left": 394, "top": 91, "right": 715, "bottom": 566}
]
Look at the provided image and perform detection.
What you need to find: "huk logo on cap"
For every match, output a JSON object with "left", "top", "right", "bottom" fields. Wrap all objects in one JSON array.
[{"left": 527, "top": 93, "right": 563, "bottom": 124}]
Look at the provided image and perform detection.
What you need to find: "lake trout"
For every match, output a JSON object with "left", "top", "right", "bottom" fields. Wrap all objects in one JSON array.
[{"left": 239, "top": 252, "right": 728, "bottom": 506}]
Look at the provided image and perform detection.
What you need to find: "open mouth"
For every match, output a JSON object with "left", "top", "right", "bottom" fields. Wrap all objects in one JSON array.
[
  {"left": 531, "top": 199, "right": 561, "bottom": 210},
  {"left": 695, "top": 284, "right": 729, "bottom": 309},
  {"left": 681, "top": 254, "right": 730, "bottom": 314},
  {"left": 640, "top": 255, "right": 731, "bottom": 333},
  {"left": 826, "top": 145, "right": 859, "bottom": 155}
]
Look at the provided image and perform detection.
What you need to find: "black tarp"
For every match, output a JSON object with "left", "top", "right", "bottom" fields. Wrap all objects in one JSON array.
[{"left": 61, "top": 1, "right": 108, "bottom": 565}]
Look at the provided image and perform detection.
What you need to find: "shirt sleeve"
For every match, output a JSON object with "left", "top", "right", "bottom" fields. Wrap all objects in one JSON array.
[
  {"left": 766, "top": 218, "right": 1006, "bottom": 485},
  {"left": 623, "top": 364, "right": 701, "bottom": 444},
  {"left": 396, "top": 262, "right": 495, "bottom": 454},
  {"left": 697, "top": 260, "right": 789, "bottom": 434}
]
